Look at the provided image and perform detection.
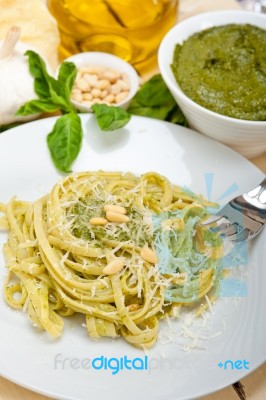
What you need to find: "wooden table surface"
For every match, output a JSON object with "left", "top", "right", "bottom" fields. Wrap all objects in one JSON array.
[{"left": 0, "top": 0, "right": 265, "bottom": 399}]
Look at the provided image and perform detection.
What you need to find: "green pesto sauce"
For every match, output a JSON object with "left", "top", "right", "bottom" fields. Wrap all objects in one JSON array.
[
  {"left": 68, "top": 198, "right": 152, "bottom": 246},
  {"left": 171, "top": 24, "right": 266, "bottom": 121}
]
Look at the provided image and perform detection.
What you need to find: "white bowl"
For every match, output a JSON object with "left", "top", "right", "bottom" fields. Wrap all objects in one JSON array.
[
  {"left": 158, "top": 11, "right": 266, "bottom": 159},
  {"left": 63, "top": 52, "right": 140, "bottom": 111}
]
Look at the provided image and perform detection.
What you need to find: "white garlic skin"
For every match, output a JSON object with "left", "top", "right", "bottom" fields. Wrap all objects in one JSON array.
[{"left": 0, "top": 42, "right": 46, "bottom": 125}]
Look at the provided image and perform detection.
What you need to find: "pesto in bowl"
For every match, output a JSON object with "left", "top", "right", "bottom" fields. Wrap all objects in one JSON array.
[{"left": 171, "top": 24, "right": 266, "bottom": 121}]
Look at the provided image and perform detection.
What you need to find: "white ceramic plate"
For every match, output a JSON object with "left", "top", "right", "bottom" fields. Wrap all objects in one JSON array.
[{"left": 0, "top": 114, "right": 265, "bottom": 400}]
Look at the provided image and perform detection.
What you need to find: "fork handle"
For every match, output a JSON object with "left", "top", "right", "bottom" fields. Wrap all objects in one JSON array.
[{"left": 246, "top": 176, "right": 266, "bottom": 206}]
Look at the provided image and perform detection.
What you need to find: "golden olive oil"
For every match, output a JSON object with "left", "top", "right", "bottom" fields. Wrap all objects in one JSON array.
[{"left": 49, "top": 0, "right": 178, "bottom": 73}]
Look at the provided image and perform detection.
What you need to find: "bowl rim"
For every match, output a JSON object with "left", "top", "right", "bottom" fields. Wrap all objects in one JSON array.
[
  {"left": 61, "top": 51, "right": 140, "bottom": 110},
  {"left": 158, "top": 10, "right": 266, "bottom": 126}
]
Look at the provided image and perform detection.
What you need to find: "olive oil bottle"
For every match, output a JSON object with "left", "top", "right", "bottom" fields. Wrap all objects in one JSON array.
[{"left": 49, "top": 0, "right": 178, "bottom": 73}]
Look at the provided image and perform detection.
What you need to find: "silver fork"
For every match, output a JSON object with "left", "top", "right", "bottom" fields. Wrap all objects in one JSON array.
[{"left": 200, "top": 177, "right": 266, "bottom": 243}]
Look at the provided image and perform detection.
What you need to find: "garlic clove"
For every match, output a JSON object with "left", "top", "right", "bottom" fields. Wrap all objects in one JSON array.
[{"left": 0, "top": 26, "right": 21, "bottom": 60}]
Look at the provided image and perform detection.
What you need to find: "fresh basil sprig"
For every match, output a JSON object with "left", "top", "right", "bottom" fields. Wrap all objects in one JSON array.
[
  {"left": 15, "top": 51, "right": 131, "bottom": 173},
  {"left": 17, "top": 51, "right": 77, "bottom": 114},
  {"left": 15, "top": 51, "right": 81, "bottom": 172},
  {"left": 127, "top": 74, "right": 187, "bottom": 126},
  {"left": 14, "top": 52, "right": 186, "bottom": 173}
]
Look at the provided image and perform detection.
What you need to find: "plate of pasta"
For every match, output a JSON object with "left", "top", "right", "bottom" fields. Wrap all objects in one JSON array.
[{"left": 0, "top": 114, "right": 265, "bottom": 400}]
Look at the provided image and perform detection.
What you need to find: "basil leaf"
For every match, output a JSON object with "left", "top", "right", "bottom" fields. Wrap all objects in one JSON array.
[
  {"left": 91, "top": 104, "right": 131, "bottom": 131},
  {"left": 25, "top": 50, "right": 74, "bottom": 113},
  {"left": 48, "top": 83, "right": 73, "bottom": 112},
  {"left": 46, "top": 75, "right": 74, "bottom": 112},
  {"left": 47, "top": 113, "right": 83, "bottom": 173},
  {"left": 166, "top": 107, "right": 188, "bottom": 126},
  {"left": 129, "top": 74, "right": 176, "bottom": 108},
  {"left": 127, "top": 74, "right": 187, "bottom": 126},
  {"left": 127, "top": 99, "right": 171, "bottom": 120},
  {"left": 16, "top": 100, "right": 60, "bottom": 116},
  {"left": 58, "top": 62, "right": 77, "bottom": 101},
  {"left": 25, "top": 50, "right": 51, "bottom": 99}
]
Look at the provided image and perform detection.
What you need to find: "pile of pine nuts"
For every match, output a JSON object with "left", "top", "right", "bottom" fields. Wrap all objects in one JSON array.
[
  {"left": 71, "top": 66, "right": 130, "bottom": 107},
  {"left": 89, "top": 204, "right": 158, "bottom": 274},
  {"left": 89, "top": 204, "right": 129, "bottom": 226}
]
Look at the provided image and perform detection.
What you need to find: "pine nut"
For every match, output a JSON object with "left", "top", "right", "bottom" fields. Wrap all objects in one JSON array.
[
  {"left": 85, "top": 66, "right": 104, "bottom": 74},
  {"left": 115, "top": 91, "right": 129, "bottom": 104},
  {"left": 111, "top": 83, "right": 122, "bottom": 95},
  {"left": 117, "top": 79, "right": 130, "bottom": 91},
  {"left": 79, "top": 67, "right": 99, "bottom": 74},
  {"left": 76, "top": 78, "right": 89, "bottom": 91},
  {"left": 83, "top": 93, "right": 93, "bottom": 101},
  {"left": 72, "top": 88, "right": 82, "bottom": 96},
  {"left": 83, "top": 74, "right": 98, "bottom": 86},
  {"left": 104, "top": 94, "right": 115, "bottom": 103},
  {"left": 79, "top": 67, "right": 89, "bottom": 74},
  {"left": 103, "top": 258, "right": 125, "bottom": 275},
  {"left": 104, "top": 204, "right": 127, "bottom": 214},
  {"left": 128, "top": 304, "right": 140, "bottom": 311},
  {"left": 89, "top": 217, "right": 108, "bottom": 226},
  {"left": 140, "top": 246, "right": 158, "bottom": 264},
  {"left": 91, "top": 88, "right": 101, "bottom": 98},
  {"left": 76, "top": 71, "right": 82, "bottom": 81},
  {"left": 106, "top": 211, "right": 130, "bottom": 223},
  {"left": 95, "top": 79, "right": 110, "bottom": 90},
  {"left": 100, "top": 90, "right": 108, "bottom": 99},
  {"left": 102, "top": 70, "right": 118, "bottom": 83},
  {"left": 72, "top": 94, "right": 83, "bottom": 102}
]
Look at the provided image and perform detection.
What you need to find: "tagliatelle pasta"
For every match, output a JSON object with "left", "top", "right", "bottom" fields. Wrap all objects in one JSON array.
[{"left": 0, "top": 171, "right": 222, "bottom": 348}]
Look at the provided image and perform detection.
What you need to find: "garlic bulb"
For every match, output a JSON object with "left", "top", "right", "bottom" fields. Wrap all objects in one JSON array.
[{"left": 0, "top": 26, "right": 48, "bottom": 126}]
